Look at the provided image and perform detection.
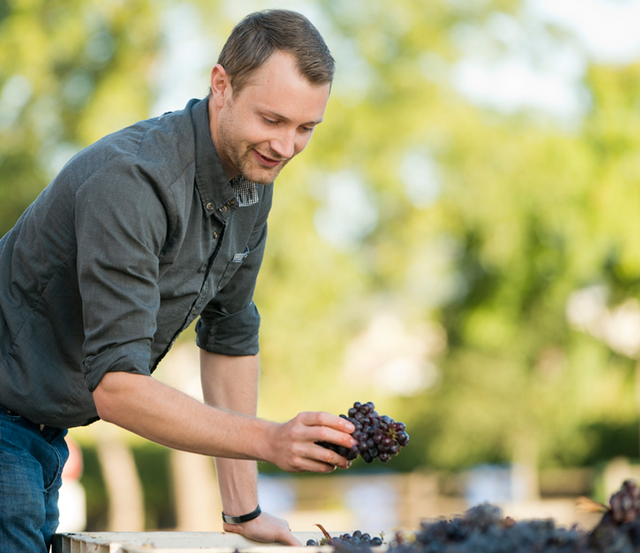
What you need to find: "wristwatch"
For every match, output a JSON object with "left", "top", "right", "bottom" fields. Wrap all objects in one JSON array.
[{"left": 221, "top": 504, "right": 262, "bottom": 524}]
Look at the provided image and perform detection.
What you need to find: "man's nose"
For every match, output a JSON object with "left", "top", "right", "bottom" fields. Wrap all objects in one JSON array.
[{"left": 270, "top": 129, "right": 296, "bottom": 159}]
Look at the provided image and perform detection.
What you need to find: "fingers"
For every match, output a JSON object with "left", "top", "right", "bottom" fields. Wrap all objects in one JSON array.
[
  {"left": 298, "top": 411, "right": 355, "bottom": 433},
  {"left": 272, "top": 411, "right": 359, "bottom": 473},
  {"left": 279, "top": 444, "right": 349, "bottom": 473},
  {"left": 277, "top": 530, "right": 302, "bottom": 546},
  {"left": 294, "top": 412, "right": 358, "bottom": 451},
  {"left": 306, "top": 451, "right": 346, "bottom": 472},
  {"left": 298, "top": 416, "right": 357, "bottom": 470}
]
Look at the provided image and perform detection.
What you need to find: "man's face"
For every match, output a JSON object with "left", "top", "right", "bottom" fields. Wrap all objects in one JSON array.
[{"left": 210, "top": 51, "right": 331, "bottom": 185}]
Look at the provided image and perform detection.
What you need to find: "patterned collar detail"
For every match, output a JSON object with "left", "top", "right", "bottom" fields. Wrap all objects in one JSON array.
[{"left": 230, "top": 175, "right": 260, "bottom": 207}]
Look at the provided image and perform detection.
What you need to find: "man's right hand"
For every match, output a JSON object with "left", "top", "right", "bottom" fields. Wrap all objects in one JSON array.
[{"left": 268, "top": 411, "right": 357, "bottom": 472}]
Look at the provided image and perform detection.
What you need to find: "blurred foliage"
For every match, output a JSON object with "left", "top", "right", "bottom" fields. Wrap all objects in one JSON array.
[
  {"left": 3, "top": 0, "right": 640, "bottom": 479},
  {"left": 0, "top": 0, "right": 160, "bottom": 236},
  {"left": 132, "top": 442, "right": 176, "bottom": 530}
]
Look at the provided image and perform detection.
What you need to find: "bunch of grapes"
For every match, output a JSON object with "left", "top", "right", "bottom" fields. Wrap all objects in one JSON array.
[
  {"left": 588, "top": 479, "right": 640, "bottom": 551},
  {"left": 306, "top": 529, "right": 384, "bottom": 548},
  {"left": 318, "top": 401, "right": 409, "bottom": 464},
  {"left": 609, "top": 479, "right": 640, "bottom": 524}
]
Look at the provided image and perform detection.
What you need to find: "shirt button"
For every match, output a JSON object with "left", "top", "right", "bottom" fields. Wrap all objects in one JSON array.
[
  {"left": 212, "top": 231, "right": 219, "bottom": 239},
  {"left": 206, "top": 202, "right": 215, "bottom": 211},
  {"left": 219, "top": 205, "right": 228, "bottom": 213}
]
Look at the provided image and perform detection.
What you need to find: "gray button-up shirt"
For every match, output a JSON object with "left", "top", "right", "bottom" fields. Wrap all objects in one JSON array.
[{"left": 0, "top": 98, "right": 273, "bottom": 428}]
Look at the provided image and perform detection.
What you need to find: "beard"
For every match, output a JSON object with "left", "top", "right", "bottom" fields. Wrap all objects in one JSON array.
[{"left": 216, "top": 111, "right": 290, "bottom": 185}]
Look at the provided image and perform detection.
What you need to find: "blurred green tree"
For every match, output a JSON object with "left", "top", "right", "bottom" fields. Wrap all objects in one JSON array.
[{"left": 0, "top": 0, "right": 160, "bottom": 236}]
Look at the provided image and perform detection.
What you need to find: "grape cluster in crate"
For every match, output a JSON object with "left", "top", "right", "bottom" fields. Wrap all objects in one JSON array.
[{"left": 311, "top": 480, "right": 640, "bottom": 553}]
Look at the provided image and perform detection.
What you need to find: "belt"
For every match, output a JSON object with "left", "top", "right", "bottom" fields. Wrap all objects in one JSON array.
[{"left": 4, "top": 408, "right": 45, "bottom": 431}]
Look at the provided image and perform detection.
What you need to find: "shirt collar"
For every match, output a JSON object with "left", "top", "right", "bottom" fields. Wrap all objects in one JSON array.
[{"left": 190, "top": 97, "right": 238, "bottom": 221}]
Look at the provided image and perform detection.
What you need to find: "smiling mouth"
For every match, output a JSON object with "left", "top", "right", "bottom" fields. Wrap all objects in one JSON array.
[{"left": 253, "top": 150, "right": 285, "bottom": 168}]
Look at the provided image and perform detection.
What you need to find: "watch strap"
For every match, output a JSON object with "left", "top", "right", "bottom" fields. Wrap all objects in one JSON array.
[{"left": 221, "top": 504, "right": 262, "bottom": 524}]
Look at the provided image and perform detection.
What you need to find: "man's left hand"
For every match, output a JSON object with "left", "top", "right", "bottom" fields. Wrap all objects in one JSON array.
[{"left": 222, "top": 511, "right": 301, "bottom": 545}]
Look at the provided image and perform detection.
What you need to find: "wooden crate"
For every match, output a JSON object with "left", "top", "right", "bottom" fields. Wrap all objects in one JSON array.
[{"left": 52, "top": 531, "right": 390, "bottom": 553}]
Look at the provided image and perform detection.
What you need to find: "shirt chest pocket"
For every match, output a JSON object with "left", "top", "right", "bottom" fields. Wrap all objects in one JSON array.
[{"left": 216, "top": 245, "right": 250, "bottom": 292}]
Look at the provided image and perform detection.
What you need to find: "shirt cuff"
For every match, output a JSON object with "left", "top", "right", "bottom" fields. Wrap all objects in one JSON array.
[
  {"left": 196, "top": 302, "right": 260, "bottom": 356},
  {"left": 82, "top": 344, "right": 152, "bottom": 392}
]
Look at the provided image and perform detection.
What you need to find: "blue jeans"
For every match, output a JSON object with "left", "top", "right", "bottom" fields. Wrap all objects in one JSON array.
[{"left": 0, "top": 405, "right": 69, "bottom": 552}]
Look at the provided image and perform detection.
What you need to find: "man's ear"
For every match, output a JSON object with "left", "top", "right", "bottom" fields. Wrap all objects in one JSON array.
[{"left": 210, "top": 64, "right": 231, "bottom": 108}]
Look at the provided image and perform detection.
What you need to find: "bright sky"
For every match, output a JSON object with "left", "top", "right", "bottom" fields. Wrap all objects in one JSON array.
[
  {"left": 533, "top": 0, "right": 640, "bottom": 64},
  {"left": 452, "top": 0, "right": 640, "bottom": 122}
]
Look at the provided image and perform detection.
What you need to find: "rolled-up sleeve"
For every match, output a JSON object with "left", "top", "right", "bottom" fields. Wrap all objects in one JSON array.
[
  {"left": 75, "top": 160, "right": 168, "bottom": 391},
  {"left": 196, "top": 301, "right": 261, "bottom": 355}
]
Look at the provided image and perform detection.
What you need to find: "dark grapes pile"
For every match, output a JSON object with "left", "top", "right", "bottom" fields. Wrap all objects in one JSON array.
[
  {"left": 608, "top": 479, "right": 640, "bottom": 524},
  {"left": 311, "top": 480, "right": 640, "bottom": 553},
  {"left": 306, "top": 529, "right": 383, "bottom": 548},
  {"left": 318, "top": 401, "right": 409, "bottom": 464},
  {"left": 404, "top": 503, "right": 589, "bottom": 553}
]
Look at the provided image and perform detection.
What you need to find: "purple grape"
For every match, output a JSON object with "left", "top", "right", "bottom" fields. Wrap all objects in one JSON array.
[{"left": 397, "top": 431, "right": 409, "bottom": 446}]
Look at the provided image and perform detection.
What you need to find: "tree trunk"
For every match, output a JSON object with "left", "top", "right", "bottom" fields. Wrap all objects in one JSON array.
[
  {"left": 512, "top": 434, "right": 540, "bottom": 501},
  {"left": 93, "top": 423, "right": 145, "bottom": 531},
  {"left": 170, "top": 449, "right": 222, "bottom": 530}
]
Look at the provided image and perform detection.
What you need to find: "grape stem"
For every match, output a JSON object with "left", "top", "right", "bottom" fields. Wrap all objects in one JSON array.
[
  {"left": 315, "top": 523, "right": 334, "bottom": 545},
  {"left": 576, "top": 496, "right": 608, "bottom": 514}
]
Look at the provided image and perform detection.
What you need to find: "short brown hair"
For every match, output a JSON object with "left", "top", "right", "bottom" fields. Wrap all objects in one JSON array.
[{"left": 217, "top": 9, "right": 335, "bottom": 95}]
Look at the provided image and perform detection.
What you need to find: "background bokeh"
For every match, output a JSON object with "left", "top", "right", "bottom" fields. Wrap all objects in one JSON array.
[{"left": 3, "top": 0, "right": 640, "bottom": 536}]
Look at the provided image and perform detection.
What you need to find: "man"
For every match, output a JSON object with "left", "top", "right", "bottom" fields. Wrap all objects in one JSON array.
[{"left": 0, "top": 9, "right": 356, "bottom": 552}]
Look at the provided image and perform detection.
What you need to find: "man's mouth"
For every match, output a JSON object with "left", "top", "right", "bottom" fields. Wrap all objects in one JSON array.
[{"left": 253, "top": 150, "right": 284, "bottom": 168}]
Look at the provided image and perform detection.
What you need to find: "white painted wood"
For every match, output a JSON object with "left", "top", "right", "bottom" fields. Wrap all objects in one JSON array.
[{"left": 53, "top": 531, "right": 393, "bottom": 553}]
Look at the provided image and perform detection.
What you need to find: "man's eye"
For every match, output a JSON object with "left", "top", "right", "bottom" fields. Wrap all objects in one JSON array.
[{"left": 263, "top": 117, "right": 278, "bottom": 125}]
